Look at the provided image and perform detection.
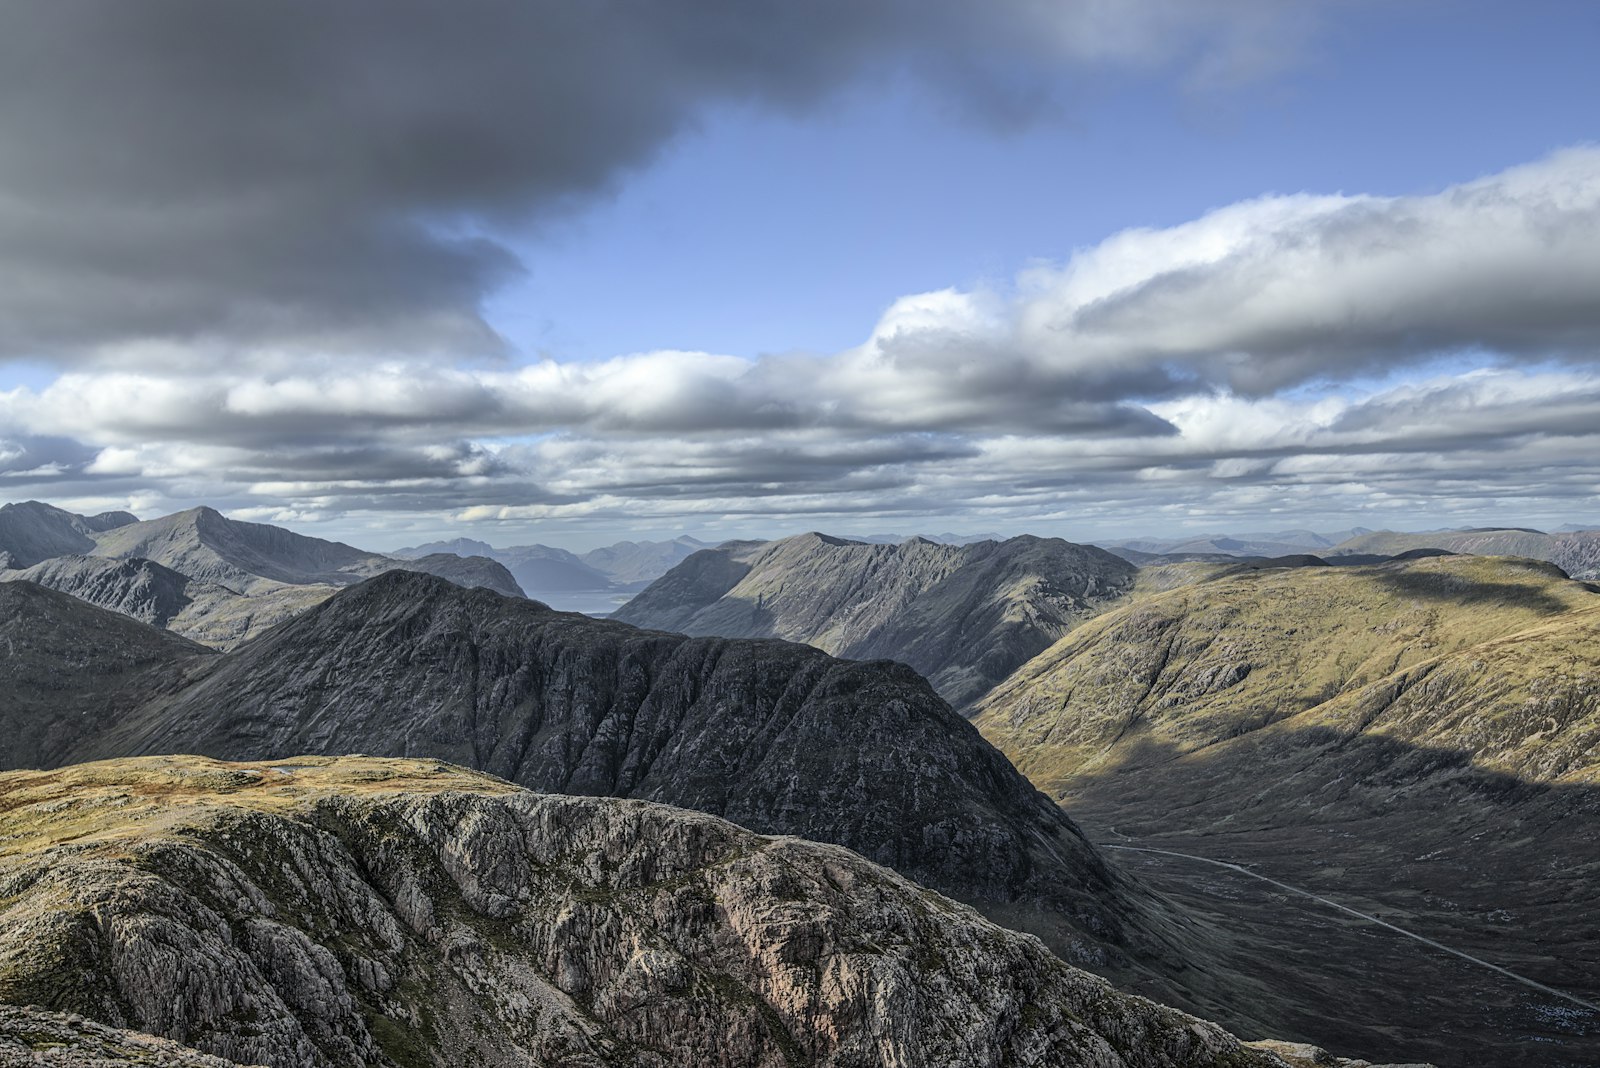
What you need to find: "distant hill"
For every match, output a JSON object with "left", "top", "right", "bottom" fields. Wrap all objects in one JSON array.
[
  {"left": 0, "top": 501, "right": 524, "bottom": 647},
  {"left": 1098, "top": 528, "right": 1375, "bottom": 561},
  {"left": 1332, "top": 527, "right": 1600, "bottom": 579},
  {"left": 395, "top": 534, "right": 710, "bottom": 604},
  {"left": 612, "top": 532, "right": 1138, "bottom": 708}
]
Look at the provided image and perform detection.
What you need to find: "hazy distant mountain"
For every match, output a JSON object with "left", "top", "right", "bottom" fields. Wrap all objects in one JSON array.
[
  {"left": 613, "top": 533, "right": 1137, "bottom": 708},
  {"left": 1098, "top": 528, "right": 1375, "bottom": 560},
  {"left": 0, "top": 499, "right": 137, "bottom": 567},
  {"left": 974, "top": 552, "right": 1600, "bottom": 1064},
  {"left": 0, "top": 501, "right": 524, "bottom": 646},
  {"left": 395, "top": 533, "right": 710, "bottom": 598},
  {"left": 0, "top": 755, "right": 1310, "bottom": 1068},
  {"left": 1332, "top": 526, "right": 1600, "bottom": 579}
]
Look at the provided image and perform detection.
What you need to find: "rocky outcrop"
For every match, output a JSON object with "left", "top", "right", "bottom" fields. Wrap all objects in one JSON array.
[
  {"left": 0, "top": 1003, "right": 261, "bottom": 1066},
  {"left": 614, "top": 533, "right": 1137, "bottom": 708},
  {"left": 0, "top": 756, "right": 1303, "bottom": 1068}
]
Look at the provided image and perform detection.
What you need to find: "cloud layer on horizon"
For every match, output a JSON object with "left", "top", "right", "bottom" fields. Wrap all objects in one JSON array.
[{"left": 2, "top": 5, "right": 1598, "bottom": 542}]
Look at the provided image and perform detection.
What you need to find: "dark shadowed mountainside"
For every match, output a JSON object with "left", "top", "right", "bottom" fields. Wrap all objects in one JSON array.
[
  {"left": 975, "top": 553, "right": 1600, "bottom": 1067},
  {"left": 613, "top": 533, "right": 1138, "bottom": 708},
  {"left": 0, "top": 581, "right": 210, "bottom": 770}
]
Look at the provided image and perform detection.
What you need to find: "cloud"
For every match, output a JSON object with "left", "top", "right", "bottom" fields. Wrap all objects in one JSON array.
[
  {"left": 870, "top": 147, "right": 1600, "bottom": 396},
  {"left": 7, "top": 134, "right": 1600, "bottom": 539},
  {"left": 0, "top": 0, "right": 1314, "bottom": 366}
]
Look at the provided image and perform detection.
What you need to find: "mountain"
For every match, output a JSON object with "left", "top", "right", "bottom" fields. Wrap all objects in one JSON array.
[
  {"left": 394, "top": 534, "right": 710, "bottom": 604},
  {"left": 396, "top": 537, "right": 614, "bottom": 593},
  {"left": 613, "top": 533, "right": 1138, "bottom": 708},
  {"left": 1101, "top": 528, "right": 1375, "bottom": 558},
  {"left": 578, "top": 534, "right": 710, "bottom": 585},
  {"left": 973, "top": 553, "right": 1600, "bottom": 1066},
  {"left": 1, "top": 571, "right": 1455, "bottom": 1061},
  {"left": 64, "top": 571, "right": 1170, "bottom": 982},
  {"left": 0, "top": 500, "right": 137, "bottom": 568},
  {"left": 0, "top": 581, "right": 210, "bottom": 770},
  {"left": 0, "top": 553, "right": 195, "bottom": 627},
  {"left": 0, "top": 502, "right": 525, "bottom": 647},
  {"left": 1332, "top": 527, "right": 1600, "bottom": 579},
  {"left": 0, "top": 755, "right": 1359, "bottom": 1068}
]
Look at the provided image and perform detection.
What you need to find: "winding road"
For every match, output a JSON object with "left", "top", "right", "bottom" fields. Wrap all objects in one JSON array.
[{"left": 1099, "top": 840, "right": 1600, "bottom": 1015}]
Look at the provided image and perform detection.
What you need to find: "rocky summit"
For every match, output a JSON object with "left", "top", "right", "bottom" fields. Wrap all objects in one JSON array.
[{"left": 0, "top": 755, "right": 1316, "bottom": 1068}]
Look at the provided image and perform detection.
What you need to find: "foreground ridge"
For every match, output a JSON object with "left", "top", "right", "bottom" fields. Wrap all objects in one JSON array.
[{"left": 0, "top": 755, "right": 1360, "bottom": 1068}]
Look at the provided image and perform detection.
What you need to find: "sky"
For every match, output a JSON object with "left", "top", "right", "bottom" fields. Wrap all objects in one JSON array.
[{"left": 1, "top": 0, "right": 1599, "bottom": 551}]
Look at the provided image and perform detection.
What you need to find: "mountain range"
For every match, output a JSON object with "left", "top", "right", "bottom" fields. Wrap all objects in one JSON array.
[
  {"left": 0, "top": 501, "right": 523, "bottom": 647},
  {"left": 613, "top": 532, "right": 1138, "bottom": 709},
  {"left": 393, "top": 533, "right": 710, "bottom": 607}
]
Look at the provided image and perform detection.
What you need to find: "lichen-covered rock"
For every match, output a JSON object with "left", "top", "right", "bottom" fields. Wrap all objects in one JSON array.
[
  {"left": 0, "top": 756, "right": 1294, "bottom": 1068},
  {"left": 0, "top": 1003, "right": 261, "bottom": 1066}
]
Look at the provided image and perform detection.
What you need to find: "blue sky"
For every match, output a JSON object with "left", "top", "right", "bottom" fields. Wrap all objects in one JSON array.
[
  {"left": 2, "top": 1, "right": 1599, "bottom": 549},
  {"left": 493, "top": 1, "right": 1600, "bottom": 364}
]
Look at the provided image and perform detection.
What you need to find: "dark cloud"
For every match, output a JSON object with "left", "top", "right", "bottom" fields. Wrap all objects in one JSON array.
[{"left": 0, "top": 0, "right": 1301, "bottom": 364}]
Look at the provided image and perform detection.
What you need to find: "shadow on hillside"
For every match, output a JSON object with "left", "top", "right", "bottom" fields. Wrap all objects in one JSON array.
[
  {"left": 1365, "top": 566, "right": 1583, "bottom": 615},
  {"left": 1045, "top": 725, "right": 1600, "bottom": 1068}
]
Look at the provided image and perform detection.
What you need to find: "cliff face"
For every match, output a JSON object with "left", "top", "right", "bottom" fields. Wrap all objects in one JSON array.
[
  {"left": 613, "top": 533, "right": 1137, "bottom": 708},
  {"left": 73, "top": 571, "right": 1152, "bottom": 978},
  {"left": 0, "top": 755, "right": 1294, "bottom": 1068}
]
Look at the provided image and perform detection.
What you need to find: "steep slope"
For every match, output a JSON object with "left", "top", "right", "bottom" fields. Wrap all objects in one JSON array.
[
  {"left": 974, "top": 554, "right": 1600, "bottom": 1066},
  {"left": 0, "top": 501, "right": 136, "bottom": 568},
  {"left": 0, "top": 755, "right": 1319, "bottom": 1068},
  {"left": 74, "top": 572, "right": 1166, "bottom": 983},
  {"left": 0, "top": 582, "right": 209, "bottom": 770},
  {"left": 614, "top": 533, "right": 1137, "bottom": 708},
  {"left": 1, "top": 554, "right": 195, "bottom": 627},
  {"left": 1332, "top": 527, "right": 1600, "bottom": 580}
]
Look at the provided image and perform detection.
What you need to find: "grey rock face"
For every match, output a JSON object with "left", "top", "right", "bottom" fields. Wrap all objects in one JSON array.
[
  {"left": 0, "top": 1003, "right": 261, "bottom": 1066},
  {"left": 613, "top": 533, "right": 1137, "bottom": 708},
  {"left": 0, "top": 755, "right": 1296, "bottom": 1068}
]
